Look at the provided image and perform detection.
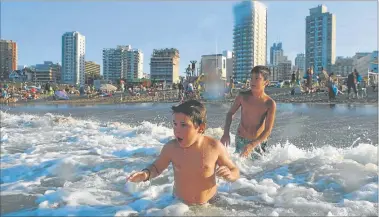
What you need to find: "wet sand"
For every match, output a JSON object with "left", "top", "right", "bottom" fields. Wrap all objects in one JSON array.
[{"left": 2, "top": 102, "right": 378, "bottom": 147}]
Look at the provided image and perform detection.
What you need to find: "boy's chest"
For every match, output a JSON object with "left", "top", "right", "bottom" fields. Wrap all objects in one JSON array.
[
  {"left": 171, "top": 149, "right": 218, "bottom": 176},
  {"left": 241, "top": 99, "right": 267, "bottom": 114}
]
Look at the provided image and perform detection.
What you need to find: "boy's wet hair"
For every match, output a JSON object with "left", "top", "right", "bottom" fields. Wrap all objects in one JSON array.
[
  {"left": 251, "top": 65, "right": 270, "bottom": 80},
  {"left": 171, "top": 100, "right": 207, "bottom": 127}
]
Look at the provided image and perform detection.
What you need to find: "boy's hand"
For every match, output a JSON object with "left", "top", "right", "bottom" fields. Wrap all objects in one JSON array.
[
  {"left": 220, "top": 133, "right": 230, "bottom": 147},
  {"left": 240, "top": 144, "right": 255, "bottom": 158},
  {"left": 216, "top": 166, "right": 232, "bottom": 180},
  {"left": 126, "top": 171, "right": 148, "bottom": 183}
]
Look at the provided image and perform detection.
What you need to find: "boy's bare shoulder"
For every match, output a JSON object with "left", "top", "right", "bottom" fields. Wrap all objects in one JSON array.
[
  {"left": 264, "top": 94, "right": 276, "bottom": 108},
  {"left": 237, "top": 90, "right": 251, "bottom": 97},
  {"left": 203, "top": 136, "right": 224, "bottom": 151},
  {"left": 162, "top": 139, "right": 179, "bottom": 151},
  {"left": 237, "top": 90, "right": 252, "bottom": 101}
]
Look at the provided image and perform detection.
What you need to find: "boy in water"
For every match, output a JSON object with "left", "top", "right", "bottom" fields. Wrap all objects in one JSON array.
[
  {"left": 127, "top": 100, "right": 240, "bottom": 205},
  {"left": 220, "top": 66, "right": 277, "bottom": 158}
]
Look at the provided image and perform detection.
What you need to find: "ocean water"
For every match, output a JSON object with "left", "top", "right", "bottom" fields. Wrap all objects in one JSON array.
[{"left": 0, "top": 103, "right": 378, "bottom": 216}]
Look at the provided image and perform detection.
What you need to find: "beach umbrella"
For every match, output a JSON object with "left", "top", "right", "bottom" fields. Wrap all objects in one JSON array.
[
  {"left": 100, "top": 84, "right": 117, "bottom": 91},
  {"left": 54, "top": 90, "right": 69, "bottom": 100}
]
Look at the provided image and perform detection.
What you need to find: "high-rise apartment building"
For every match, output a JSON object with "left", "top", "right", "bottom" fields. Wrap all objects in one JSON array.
[
  {"left": 126, "top": 49, "right": 144, "bottom": 80},
  {"left": 0, "top": 39, "right": 17, "bottom": 81},
  {"left": 233, "top": 0, "right": 267, "bottom": 82},
  {"left": 270, "top": 42, "right": 282, "bottom": 65},
  {"left": 305, "top": 5, "right": 336, "bottom": 74},
  {"left": 295, "top": 53, "right": 306, "bottom": 72},
  {"left": 61, "top": 31, "right": 85, "bottom": 85},
  {"left": 85, "top": 61, "right": 101, "bottom": 83},
  {"left": 273, "top": 49, "right": 284, "bottom": 66},
  {"left": 150, "top": 48, "right": 180, "bottom": 84},
  {"left": 332, "top": 57, "right": 353, "bottom": 76},
  {"left": 277, "top": 59, "right": 292, "bottom": 80},
  {"left": 102, "top": 45, "right": 143, "bottom": 81},
  {"left": 223, "top": 50, "right": 234, "bottom": 80},
  {"left": 85, "top": 61, "right": 100, "bottom": 78}
]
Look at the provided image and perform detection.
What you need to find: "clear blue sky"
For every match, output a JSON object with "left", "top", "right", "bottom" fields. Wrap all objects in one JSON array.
[{"left": 1, "top": 1, "right": 377, "bottom": 75}]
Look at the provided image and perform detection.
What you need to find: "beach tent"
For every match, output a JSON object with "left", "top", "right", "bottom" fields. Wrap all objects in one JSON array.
[
  {"left": 54, "top": 90, "right": 69, "bottom": 100},
  {"left": 294, "top": 86, "right": 302, "bottom": 95},
  {"left": 367, "top": 69, "right": 378, "bottom": 86},
  {"left": 100, "top": 84, "right": 117, "bottom": 91}
]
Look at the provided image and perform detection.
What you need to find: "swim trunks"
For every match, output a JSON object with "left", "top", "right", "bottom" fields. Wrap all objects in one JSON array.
[
  {"left": 172, "top": 191, "right": 221, "bottom": 206},
  {"left": 235, "top": 134, "right": 267, "bottom": 157}
]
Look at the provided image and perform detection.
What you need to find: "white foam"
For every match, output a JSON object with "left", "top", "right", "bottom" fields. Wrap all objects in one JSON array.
[{"left": 1, "top": 111, "right": 378, "bottom": 216}]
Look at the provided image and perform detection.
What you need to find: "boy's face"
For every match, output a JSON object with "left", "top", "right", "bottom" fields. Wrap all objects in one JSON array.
[
  {"left": 172, "top": 113, "right": 204, "bottom": 148},
  {"left": 250, "top": 73, "right": 268, "bottom": 93}
]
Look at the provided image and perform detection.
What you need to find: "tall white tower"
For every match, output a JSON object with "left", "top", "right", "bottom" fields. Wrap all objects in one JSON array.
[
  {"left": 61, "top": 31, "right": 85, "bottom": 85},
  {"left": 233, "top": 0, "right": 267, "bottom": 82}
]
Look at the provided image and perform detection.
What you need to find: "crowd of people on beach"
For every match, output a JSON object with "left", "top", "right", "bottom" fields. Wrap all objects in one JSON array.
[
  {"left": 290, "top": 67, "right": 376, "bottom": 101},
  {"left": 1, "top": 65, "right": 377, "bottom": 105}
]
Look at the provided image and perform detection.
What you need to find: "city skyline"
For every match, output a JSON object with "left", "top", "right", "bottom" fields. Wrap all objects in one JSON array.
[{"left": 1, "top": 1, "right": 377, "bottom": 76}]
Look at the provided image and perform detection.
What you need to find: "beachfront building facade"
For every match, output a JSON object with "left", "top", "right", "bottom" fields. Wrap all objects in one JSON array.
[
  {"left": 150, "top": 48, "right": 180, "bottom": 84},
  {"left": 267, "top": 64, "right": 279, "bottom": 82},
  {"left": 103, "top": 45, "right": 143, "bottom": 82},
  {"left": 34, "top": 61, "right": 61, "bottom": 83},
  {"left": 352, "top": 51, "right": 378, "bottom": 75},
  {"left": 103, "top": 45, "right": 129, "bottom": 81},
  {"left": 233, "top": 0, "right": 267, "bottom": 82},
  {"left": 85, "top": 61, "right": 100, "bottom": 78},
  {"left": 85, "top": 61, "right": 101, "bottom": 83},
  {"left": 305, "top": 5, "right": 336, "bottom": 74},
  {"left": 125, "top": 49, "right": 144, "bottom": 80},
  {"left": 332, "top": 57, "right": 353, "bottom": 77},
  {"left": 273, "top": 49, "right": 284, "bottom": 66},
  {"left": 200, "top": 54, "right": 227, "bottom": 80},
  {"left": 223, "top": 50, "right": 234, "bottom": 81},
  {"left": 277, "top": 57, "right": 292, "bottom": 81},
  {"left": 295, "top": 53, "right": 306, "bottom": 73},
  {"left": 369, "top": 51, "right": 378, "bottom": 73},
  {"left": 270, "top": 43, "right": 283, "bottom": 65},
  {"left": 61, "top": 31, "right": 86, "bottom": 85},
  {"left": 0, "top": 39, "right": 17, "bottom": 81}
]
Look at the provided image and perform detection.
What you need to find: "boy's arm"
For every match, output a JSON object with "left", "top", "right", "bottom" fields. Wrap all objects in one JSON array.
[
  {"left": 223, "top": 95, "right": 242, "bottom": 135},
  {"left": 216, "top": 141, "right": 240, "bottom": 182},
  {"left": 144, "top": 142, "right": 172, "bottom": 179},
  {"left": 249, "top": 99, "right": 277, "bottom": 149}
]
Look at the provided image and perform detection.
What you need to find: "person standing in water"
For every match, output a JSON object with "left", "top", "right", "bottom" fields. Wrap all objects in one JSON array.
[
  {"left": 347, "top": 70, "right": 358, "bottom": 99},
  {"left": 291, "top": 71, "right": 296, "bottom": 86},
  {"left": 229, "top": 76, "right": 235, "bottom": 98},
  {"left": 127, "top": 100, "right": 240, "bottom": 205},
  {"left": 220, "top": 66, "right": 277, "bottom": 158},
  {"left": 295, "top": 69, "right": 300, "bottom": 85}
]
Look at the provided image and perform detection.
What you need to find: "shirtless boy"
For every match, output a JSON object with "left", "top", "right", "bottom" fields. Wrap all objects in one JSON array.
[
  {"left": 127, "top": 100, "right": 240, "bottom": 205},
  {"left": 220, "top": 66, "right": 277, "bottom": 158}
]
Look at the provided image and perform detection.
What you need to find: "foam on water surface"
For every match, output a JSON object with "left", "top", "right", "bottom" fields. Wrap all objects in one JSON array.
[{"left": 0, "top": 111, "right": 378, "bottom": 216}]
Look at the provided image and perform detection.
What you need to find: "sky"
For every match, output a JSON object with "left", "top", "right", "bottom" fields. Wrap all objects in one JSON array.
[{"left": 1, "top": 1, "right": 378, "bottom": 76}]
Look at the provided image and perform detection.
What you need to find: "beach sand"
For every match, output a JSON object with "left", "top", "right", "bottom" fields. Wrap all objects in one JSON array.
[{"left": 2, "top": 87, "right": 378, "bottom": 106}]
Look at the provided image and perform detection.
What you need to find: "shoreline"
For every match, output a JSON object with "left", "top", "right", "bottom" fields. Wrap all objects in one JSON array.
[{"left": 2, "top": 94, "right": 378, "bottom": 107}]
